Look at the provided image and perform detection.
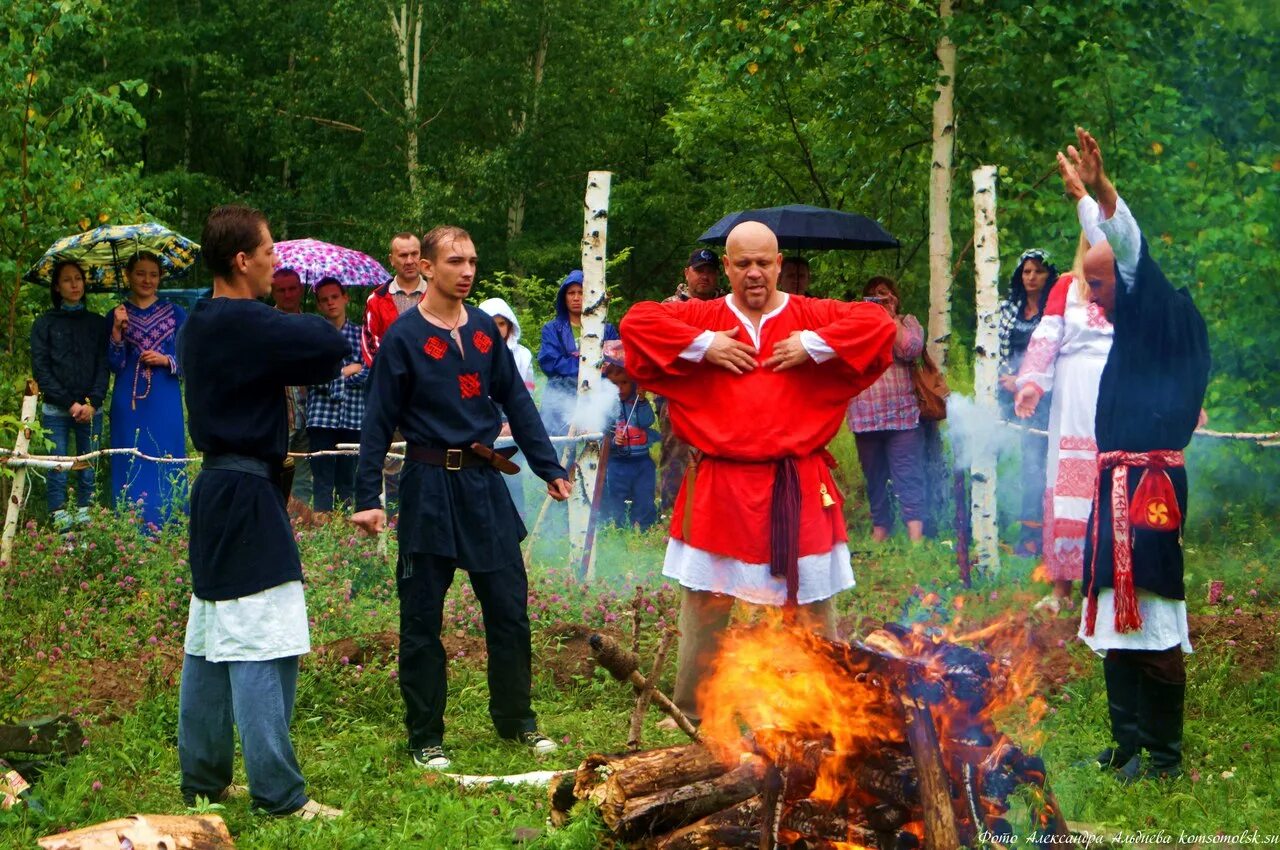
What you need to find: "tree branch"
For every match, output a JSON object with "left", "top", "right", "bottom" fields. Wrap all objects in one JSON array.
[
  {"left": 777, "top": 80, "right": 831, "bottom": 207},
  {"left": 274, "top": 109, "right": 364, "bottom": 133}
]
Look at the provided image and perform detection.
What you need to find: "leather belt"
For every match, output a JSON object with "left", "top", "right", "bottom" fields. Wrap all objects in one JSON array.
[{"left": 406, "top": 443, "right": 520, "bottom": 475}]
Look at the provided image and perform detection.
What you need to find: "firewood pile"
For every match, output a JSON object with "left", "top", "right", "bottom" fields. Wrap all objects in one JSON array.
[{"left": 553, "top": 621, "right": 1069, "bottom": 849}]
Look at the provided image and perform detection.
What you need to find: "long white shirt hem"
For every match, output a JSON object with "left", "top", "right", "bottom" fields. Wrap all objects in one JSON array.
[
  {"left": 184, "top": 580, "right": 311, "bottom": 663},
  {"left": 662, "top": 538, "right": 854, "bottom": 606}
]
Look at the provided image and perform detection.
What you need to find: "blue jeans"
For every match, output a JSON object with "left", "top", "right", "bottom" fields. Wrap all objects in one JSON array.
[
  {"left": 178, "top": 653, "right": 308, "bottom": 815},
  {"left": 42, "top": 406, "right": 102, "bottom": 513}
]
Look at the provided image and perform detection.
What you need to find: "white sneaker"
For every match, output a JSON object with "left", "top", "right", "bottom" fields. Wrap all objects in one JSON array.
[
  {"left": 412, "top": 745, "right": 451, "bottom": 770},
  {"left": 519, "top": 731, "right": 558, "bottom": 757}
]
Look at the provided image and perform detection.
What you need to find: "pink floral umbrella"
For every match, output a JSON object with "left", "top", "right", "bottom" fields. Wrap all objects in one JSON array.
[{"left": 274, "top": 238, "right": 390, "bottom": 288}]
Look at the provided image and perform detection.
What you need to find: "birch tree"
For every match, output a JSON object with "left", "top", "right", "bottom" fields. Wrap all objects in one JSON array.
[
  {"left": 927, "top": 0, "right": 956, "bottom": 368},
  {"left": 389, "top": 0, "right": 424, "bottom": 196},
  {"left": 506, "top": 8, "right": 550, "bottom": 258}
]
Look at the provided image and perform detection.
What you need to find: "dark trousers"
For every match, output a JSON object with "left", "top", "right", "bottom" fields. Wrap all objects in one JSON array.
[
  {"left": 603, "top": 456, "right": 658, "bottom": 530},
  {"left": 397, "top": 553, "right": 536, "bottom": 749},
  {"left": 1101, "top": 645, "right": 1186, "bottom": 771},
  {"left": 307, "top": 427, "right": 359, "bottom": 512},
  {"left": 854, "top": 427, "right": 926, "bottom": 530}
]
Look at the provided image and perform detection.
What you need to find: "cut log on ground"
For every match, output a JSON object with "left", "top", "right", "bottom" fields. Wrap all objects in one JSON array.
[
  {"left": 606, "top": 762, "right": 762, "bottom": 842},
  {"left": 38, "top": 814, "right": 234, "bottom": 850}
]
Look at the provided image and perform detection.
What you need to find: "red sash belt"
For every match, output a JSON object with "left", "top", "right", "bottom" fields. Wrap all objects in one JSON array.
[{"left": 1084, "top": 449, "right": 1184, "bottom": 635}]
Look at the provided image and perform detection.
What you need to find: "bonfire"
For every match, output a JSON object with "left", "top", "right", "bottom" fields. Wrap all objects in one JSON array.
[{"left": 554, "top": 617, "right": 1069, "bottom": 849}]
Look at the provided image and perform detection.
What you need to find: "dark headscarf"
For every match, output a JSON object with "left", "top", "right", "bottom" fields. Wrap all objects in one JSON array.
[{"left": 1008, "top": 248, "right": 1058, "bottom": 314}]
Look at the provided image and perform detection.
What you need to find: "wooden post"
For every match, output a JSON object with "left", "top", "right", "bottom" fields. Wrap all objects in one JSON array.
[
  {"left": 569, "top": 171, "right": 611, "bottom": 575},
  {"left": 971, "top": 166, "right": 1001, "bottom": 575},
  {"left": 926, "top": 0, "right": 956, "bottom": 367},
  {"left": 1, "top": 381, "right": 39, "bottom": 567}
]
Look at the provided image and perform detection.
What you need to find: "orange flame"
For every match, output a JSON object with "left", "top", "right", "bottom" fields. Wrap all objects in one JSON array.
[{"left": 695, "top": 611, "right": 1047, "bottom": 810}]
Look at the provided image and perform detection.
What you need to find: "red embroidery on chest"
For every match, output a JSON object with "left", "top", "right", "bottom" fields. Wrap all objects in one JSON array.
[
  {"left": 472, "top": 330, "right": 492, "bottom": 354},
  {"left": 424, "top": 337, "right": 448, "bottom": 360},
  {"left": 1086, "top": 302, "right": 1110, "bottom": 329},
  {"left": 458, "top": 372, "right": 482, "bottom": 399}
]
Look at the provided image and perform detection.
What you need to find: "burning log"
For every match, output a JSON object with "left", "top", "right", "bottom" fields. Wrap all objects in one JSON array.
[
  {"left": 654, "top": 796, "right": 763, "bottom": 850},
  {"left": 563, "top": 621, "right": 1070, "bottom": 848},
  {"left": 570, "top": 744, "right": 727, "bottom": 813},
  {"left": 589, "top": 633, "right": 701, "bottom": 742},
  {"left": 776, "top": 798, "right": 880, "bottom": 847},
  {"left": 899, "top": 683, "right": 961, "bottom": 850}
]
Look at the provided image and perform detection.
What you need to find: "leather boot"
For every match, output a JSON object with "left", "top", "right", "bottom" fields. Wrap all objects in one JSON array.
[
  {"left": 1137, "top": 675, "right": 1184, "bottom": 780},
  {"left": 1094, "top": 654, "right": 1141, "bottom": 769}
]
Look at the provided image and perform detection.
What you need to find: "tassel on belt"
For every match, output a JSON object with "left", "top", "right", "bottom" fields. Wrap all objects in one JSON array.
[{"left": 1085, "top": 449, "right": 1184, "bottom": 635}]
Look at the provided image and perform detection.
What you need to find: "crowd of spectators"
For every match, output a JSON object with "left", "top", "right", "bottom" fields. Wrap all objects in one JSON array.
[{"left": 29, "top": 227, "right": 1082, "bottom": 550}]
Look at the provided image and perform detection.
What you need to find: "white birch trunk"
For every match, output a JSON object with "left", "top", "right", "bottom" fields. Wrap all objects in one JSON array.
[
  {"left": 569, "top": 171, "right": 612, "bottom": 577},
  {"left": 1, "top": 383, "right": 40, "bottom": 566},
  {"left": 506, "top": 20, "right": 549, "bottom": 258},
  {"left": 927, "top": 0, "right": 956, "bottom": 367},
  {"left": 390, "top": 2, "right": 422, "bottom": 196},
  {"left": 971, "top": 166, "right": 1001, "bottom": 575}
]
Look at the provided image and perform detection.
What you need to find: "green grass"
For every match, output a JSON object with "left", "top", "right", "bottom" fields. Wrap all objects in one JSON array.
[{"left": 0, "top": 505, "right": 1277, "bottom": 848}]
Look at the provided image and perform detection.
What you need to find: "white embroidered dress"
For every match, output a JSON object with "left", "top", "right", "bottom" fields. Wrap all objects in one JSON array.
[{"left": 1016, "top": 274, "right": 1113, "bottom": 581}]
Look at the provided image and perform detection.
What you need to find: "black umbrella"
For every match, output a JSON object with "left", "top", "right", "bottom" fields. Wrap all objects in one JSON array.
[{"left": 698, "top": 204, "right": 899, "bottom": 251}]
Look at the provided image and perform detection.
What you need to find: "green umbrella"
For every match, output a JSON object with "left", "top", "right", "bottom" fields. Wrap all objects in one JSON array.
[{"left": 24, "top": 222, "right": 201, "bottom": 290}]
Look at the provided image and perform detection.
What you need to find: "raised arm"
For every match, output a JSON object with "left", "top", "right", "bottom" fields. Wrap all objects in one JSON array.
[{"left": 1060, "top": 126, "right": 1141, "bottom": 290}]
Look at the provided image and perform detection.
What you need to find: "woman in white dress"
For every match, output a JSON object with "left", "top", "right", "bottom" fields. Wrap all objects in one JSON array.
[{"left": 1015, "top": 204, "right": 1114, "bottom": 610}]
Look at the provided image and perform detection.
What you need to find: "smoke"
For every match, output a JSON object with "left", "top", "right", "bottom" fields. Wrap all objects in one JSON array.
[
  {"left": 535, "top": 374, "right": 621, "bottom": 437},
  {"left": 944, "top": 393, "right": 1028, "bottom": 470}
]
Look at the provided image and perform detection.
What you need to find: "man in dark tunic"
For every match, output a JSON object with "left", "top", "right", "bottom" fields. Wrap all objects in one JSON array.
[
  {"left": 177, "top": 205, "right": 348, "bottom": 819},
  {"left": 352, "top": 225, "right": 572, "bottom": 770},
  {"left": 1061, "top": 128, "right": 1210, "bottom": 782}
]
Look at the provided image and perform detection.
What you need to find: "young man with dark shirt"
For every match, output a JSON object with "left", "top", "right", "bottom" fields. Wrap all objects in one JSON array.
[
  {"left": 352, "top": 225, "right": 572, "bottom": 770},
  {"left": 176, "top": 205, "right": 348, "bottom": 819}
]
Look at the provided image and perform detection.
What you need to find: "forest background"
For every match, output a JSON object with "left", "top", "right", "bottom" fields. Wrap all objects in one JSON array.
[{"left": 1, "top": 0, "right": 1276, "bottom": 514}]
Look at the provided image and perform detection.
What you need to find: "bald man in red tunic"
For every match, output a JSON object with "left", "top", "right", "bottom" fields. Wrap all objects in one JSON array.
[{"left": 621, "top": 221, "right": 895, "bottom": 724}]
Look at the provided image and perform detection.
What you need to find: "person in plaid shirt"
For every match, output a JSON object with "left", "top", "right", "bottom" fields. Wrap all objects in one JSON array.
[
  {"left": 845, "top": 276, "right": 926, "bottom": 543},
  {"left": 306, "top": 278, "right": 367, "bottom": 512}
]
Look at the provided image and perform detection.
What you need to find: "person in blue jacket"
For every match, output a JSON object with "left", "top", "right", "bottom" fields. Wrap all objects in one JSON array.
[
  {"left": 600, "top": 341, "right": 659, "bottom": 531},
  {"left": 536, "top": 269, "right": 618, "bottom": 436}
]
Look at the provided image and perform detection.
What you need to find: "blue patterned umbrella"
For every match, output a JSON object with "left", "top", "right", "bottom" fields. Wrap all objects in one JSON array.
[
  {"left": 24, "top": 222, "right": 201, "bottom": 289},
  {"left": 274, "top": 239, "right": 390, "bottom": 288}
]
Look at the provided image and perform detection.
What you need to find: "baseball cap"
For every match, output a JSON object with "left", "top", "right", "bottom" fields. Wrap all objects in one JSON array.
[{"left": 687, "top": 248, "right": 718, "bottom": 269}]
